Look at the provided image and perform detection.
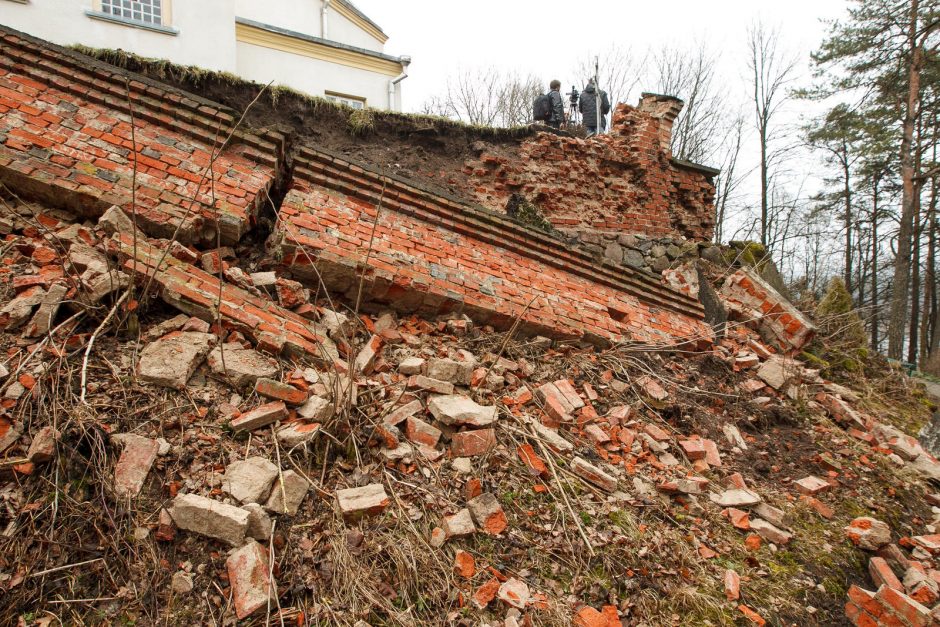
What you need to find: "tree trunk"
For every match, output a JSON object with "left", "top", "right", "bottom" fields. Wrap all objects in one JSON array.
[
  {"left": 908, "top": 198, "right": 921, "bottom": 364},
  {"left": 886, "top": 0, "right": 922, "bottom": 360},
  {"left": 922, "top": 184, "right": 936, "bottom": 368},
  {"left": 760, "top": 126, "right": 769, "bottom": 248},
  {"left": 843, "top": 143, "right": 853, "bottom": 295},
  {"left": 871, "top": 179, "right": 880, "bottom": 351}
]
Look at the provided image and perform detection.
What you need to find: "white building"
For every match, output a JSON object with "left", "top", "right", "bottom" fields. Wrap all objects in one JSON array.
[{"left": 0, "top": 0, "right": 410, "bottom": 110}]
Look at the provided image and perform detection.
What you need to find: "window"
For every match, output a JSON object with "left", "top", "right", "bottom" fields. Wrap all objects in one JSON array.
[
  {"left": 325, "top": 92, "right": 366, "bottom": 110},
  {"left": 99, "top": 0, "right": 163, "bottom": 26}
]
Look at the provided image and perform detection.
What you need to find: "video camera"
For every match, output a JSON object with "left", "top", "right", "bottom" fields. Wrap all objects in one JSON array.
[{"left": 568, "top": 86, "right": 579, "bottom": 106}]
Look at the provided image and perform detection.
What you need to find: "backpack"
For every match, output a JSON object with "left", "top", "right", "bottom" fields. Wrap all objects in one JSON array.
[{"left": 533, "top": 93, "right": 552, "bottom": 122}]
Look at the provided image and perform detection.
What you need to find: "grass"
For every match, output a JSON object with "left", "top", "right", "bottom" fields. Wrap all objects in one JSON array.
[{"left": 67, "top": 44, "right": 537, "bottom": 141}]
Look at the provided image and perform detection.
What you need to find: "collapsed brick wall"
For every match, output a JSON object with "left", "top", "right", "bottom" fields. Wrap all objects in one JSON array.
[
  {"left": 275, "top": 148, "right": 713, "bottom": 347},
  {"left": 0, "top": 28, "right": 284, "bottom": 246},
  {"left": 0, "top": 25, "right": 715, "bottom": 349},
  {"left": 464, "top": 94, "right": 718, "bottom": 243}
]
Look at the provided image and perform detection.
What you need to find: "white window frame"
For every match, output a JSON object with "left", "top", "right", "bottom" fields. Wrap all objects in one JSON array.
[
  {"left": 86, "top": 0, "right": 178, "bottom": 35},
  {"left": 325, "top": 91, "right": 367, "bottom": 110}
]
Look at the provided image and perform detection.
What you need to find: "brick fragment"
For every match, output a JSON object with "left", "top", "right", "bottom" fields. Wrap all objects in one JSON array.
[
  {"left": 231, "top": 401, "right": 288, "bottom": 432},
  {"left": 570, "top": 456, "right": 617, "bottom": 491},
  {"left": 724, "top": 569, "right": 740, "bottom": 600},
  {"left": 467, "top": 492, "right": 507, "bottom": 535},
  {"left": 226, "top": 540, "right": 275, "bottom": 620},
  {"left": 26, "top": 425, "right": 58, "bottom": 463},
  {"left": 453, "top": 550, "right": 475, "bottom": 578},
  {"left": 254, "top": 378, "right": 307, "bottom": 405},
  {"left": 112, "top": 434, "right": 159, "bottom": 498},
  {"left": 451, "top": 428, "right": 496, "bottom": 457}
]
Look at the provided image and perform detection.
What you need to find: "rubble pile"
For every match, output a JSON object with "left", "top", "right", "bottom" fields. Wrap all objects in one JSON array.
[{"left": 0, "top": 195, "right": 936, "bottom": 626}]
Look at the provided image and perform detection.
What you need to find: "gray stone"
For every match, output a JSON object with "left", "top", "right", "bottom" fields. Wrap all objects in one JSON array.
[
  {"left": 756, "top": 356, "right": 794, "bottom": 391},
  {"left": 143, "top": 314, "right": 190, "bottom": 342},
  {"left": 530, "top": 420, "right": 573, "bottom": 452},
  {"left": 67, "top": 243, "right": 109, "bottom": 276},
  {"left": 617, "top": 233, "right": 637, "bottom": 247},
  {"left": 169, "top": 493, "right": 249, "bottom": 546},
  {"left": 319, "top": 308, "right": 353, "bottom": 341},
  {"left": 82, "top": 270, "right": 130, "bottom": 303},
  {"left": 427, "top": 395, "right": 497, "bottom": 427},
  {"left": 222, "top": 457, "right": 279, "bottom": 504},
  {"left": 207, "top": 344, "right": 278, "bottom": 389},
  {"left": 138, "top": 332, "right": 216, "bottom": 389},
  {"left": 650, "top": 255, "right": 671, "bottom": 273},
  {"left": 249, "top": 271, "right": 277, "bottom": 289},
  {"left": 665, "top": 244, "right": 682, "bottom": 259},
  {"left": 171, "top": 572, "right": 193, "bottom": 595},
  {"left": 23, "top": 283, "right": 68, "bottom": 338},
  {"left": 265, "top": 470, "right": 310, "bottom": 515},
  {"left": 753, "top": 502, "right": 788, "bottom": 529},
  {"left": 603, "top": 241, "right": 623, "bottom": 263},
  {"left": 623, "top": 249, "right": 645, "bottom": 269},
  {"left": 650, "top": 244, "right": 667, "bottom": 258},
  {"left": 443, "top": 508, "right": 475, "bottom": 538}
]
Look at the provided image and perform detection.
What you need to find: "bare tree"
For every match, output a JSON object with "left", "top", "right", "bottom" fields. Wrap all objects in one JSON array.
[
  {"left": 713, "top": 112, "right": 749, "bottom": 243},
  {"left": 572, "top": 45, "right": 644, "bottom": 115},
  {"left": 419, "top": 67, "right": 542, "bottom": 128},
  {"left": 649, "top": 43, "right": 726, "bottom": 164},
  {"left": 747, "top": 21, "right": 799, "bottom": 249}
]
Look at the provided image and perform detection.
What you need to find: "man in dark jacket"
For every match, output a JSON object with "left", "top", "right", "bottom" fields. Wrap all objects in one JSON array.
[
  {"left": 548, "top": 79, "right": 565, "bottom": 128},
  {"left": 579, "top": 79, "right": 611, "bottom": 137}
]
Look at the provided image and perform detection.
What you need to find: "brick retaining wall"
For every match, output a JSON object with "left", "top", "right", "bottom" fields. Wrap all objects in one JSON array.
[{"left": 0, "top": 27, "right": 283, "bottom": 246}]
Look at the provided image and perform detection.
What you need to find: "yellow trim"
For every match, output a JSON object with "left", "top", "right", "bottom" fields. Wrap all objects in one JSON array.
[
  {"left": 235, "top": 22, "right": 401, "bottom": 77},
  {"left": 332, "top": 1, "right": 388, "bottom": 45}
]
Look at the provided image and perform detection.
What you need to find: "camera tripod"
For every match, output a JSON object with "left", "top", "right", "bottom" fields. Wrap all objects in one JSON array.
[{"left": 566, "top": 86, "right": 580, "bottom": 126}]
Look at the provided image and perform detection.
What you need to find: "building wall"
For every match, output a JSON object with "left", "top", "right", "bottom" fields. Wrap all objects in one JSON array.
[
  {"left": 0, "top": 0, "right": 237, "bottom": 72},
  {"left": 233, "top": 0, "right": 385, "bottom": 52},
  {"left": 1, "top": 0, "right": 403, "bottom": 110},
  {"left": 235, "top": 40, "right": 399, "bottom": 110}
]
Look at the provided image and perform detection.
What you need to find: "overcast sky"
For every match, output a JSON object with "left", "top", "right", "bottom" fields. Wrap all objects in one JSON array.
[{"left": 355, "top": 0, "right": 850, "bottom": 114}]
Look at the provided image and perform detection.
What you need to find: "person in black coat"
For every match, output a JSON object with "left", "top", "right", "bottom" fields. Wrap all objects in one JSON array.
[
  {"left": 548, "top": 79, "right": 566, "bottom": 128},
  {"left": 579, "top": 79, "right": 611, "bottom": 137}
]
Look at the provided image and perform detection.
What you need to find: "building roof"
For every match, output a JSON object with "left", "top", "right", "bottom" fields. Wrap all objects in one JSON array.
[{"left": 334, "top": 0, "right": 388, "bottom": 43}]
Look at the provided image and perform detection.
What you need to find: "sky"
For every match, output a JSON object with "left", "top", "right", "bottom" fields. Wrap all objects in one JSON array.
[{"left": 354, "top": 0, "right": 851, "bottom": 114}]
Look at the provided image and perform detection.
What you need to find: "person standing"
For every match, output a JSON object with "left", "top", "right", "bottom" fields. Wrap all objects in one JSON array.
[
  {"left": 547, "top": 79, "right": 566, "bottom": 128},
  {"left": 579, "top": 78, "right": 611, "bottom": 137}
]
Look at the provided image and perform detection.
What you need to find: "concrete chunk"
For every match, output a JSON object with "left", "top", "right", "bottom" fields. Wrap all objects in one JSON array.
[
  {"left": 264, "top": 470, "right": 310, "bottom": 515},
  {"left": 336, "top": 483, "right": 390, "bottom": 521},
  {"left": 169, "top": 493, "right": 249, "bottom": 546},
  {"left": 138, "top": 332, "right": 216, "bottom": 389},
  {"left": 427, "top": 394, "right": 497, "bottom": 427},
  {"left": 207, "top": 344, "right": 278, "bottom": 389},
  {"left": 222, "top": 457, "right": 279, "bottom": 504}
]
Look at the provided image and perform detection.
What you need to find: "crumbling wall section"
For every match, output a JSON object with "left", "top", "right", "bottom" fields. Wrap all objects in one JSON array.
[
  {"left": 0, "top": 27, "right": 284, "bottom": 246},
  {"left": 274, "top": 147, "right": 713, "bottom": 347},
  {"left": 464, "top": 95, "right": 718, "bottom": 244}
]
